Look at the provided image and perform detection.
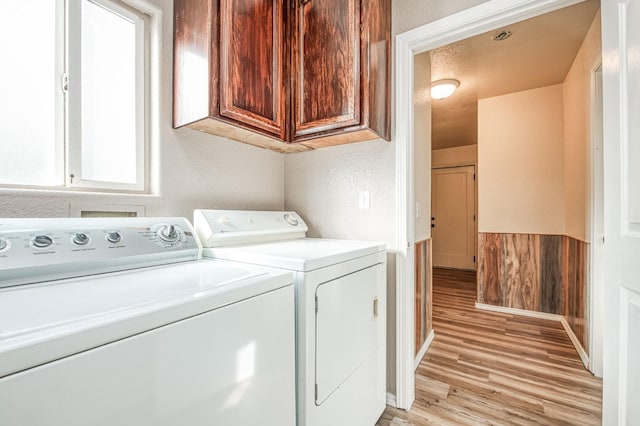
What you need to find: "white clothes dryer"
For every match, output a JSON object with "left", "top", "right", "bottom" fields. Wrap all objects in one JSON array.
[{"left": 194, "top": 209, "right": 387, "bottom": 426}]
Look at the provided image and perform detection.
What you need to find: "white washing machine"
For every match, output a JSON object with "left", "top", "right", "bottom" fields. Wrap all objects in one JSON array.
[
  {"left": 194, "top": 210, "right": 387, "bottom": 426},
  {"left": 0, "top": 217, "right": 296, "bottom": 426}
]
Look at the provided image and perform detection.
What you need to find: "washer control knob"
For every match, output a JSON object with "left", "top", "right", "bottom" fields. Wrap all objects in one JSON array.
[
  {"left": 218, "top": 217, "right": 230, "bottom": 225},
  {"left": 0, "top": 237, "right": 7, "bottom": 251},
  {"left": 72, "top": 232, "right": 90, "bottom": 246},
  {"left": 284, "top": 213, "right": 298, "bottom": 226},
  {"left": 106, "top": 232, "right": 122, "bottom": 244},
  {"left": 157, "top": 224, "right": 179, "bottom": 243},
  {"left": 33, "top": 235, "right": 53, "bottom": 248}
]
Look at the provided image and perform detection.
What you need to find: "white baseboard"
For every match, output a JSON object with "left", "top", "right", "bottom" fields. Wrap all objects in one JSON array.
[
  {"left": 475, "top": 302, "right": 563, "bottom": 321},
  {"left": 560, "top": 317, "right": 589, "bottom": 368},
  {"left": 414, "top": 329, "right": 435, "bottom": 369},
  {"left": 386, "top": 392, "right": 397, "bottom": 407},
  {"left": 474, "top": 302, "right": 590, "bottom": 368}
]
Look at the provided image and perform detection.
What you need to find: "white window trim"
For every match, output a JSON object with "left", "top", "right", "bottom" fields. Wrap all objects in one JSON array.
[{"left": 66, "top": 0, "right": 149, "bottom": 193}]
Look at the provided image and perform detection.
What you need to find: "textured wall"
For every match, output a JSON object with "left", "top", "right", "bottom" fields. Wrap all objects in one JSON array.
[
  {"left": 392, "top": 0, "right": 490, "bottom": 35},
  {"left": 478, "top": 84, "right": 565, "bottom": 235},
  {"left": 432, "top": 145, "right": 477, "bottom": 168},
  {"left": 0, "top": 0, "right": 285, "bottom": 220},
  {"left": 563, "top": 11, "right": 602, "bottom": 242}
]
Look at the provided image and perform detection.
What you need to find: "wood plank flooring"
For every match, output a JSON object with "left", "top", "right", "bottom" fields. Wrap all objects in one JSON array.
[{"left": 377, "top": 268, "right": 602, "bottom": 426}]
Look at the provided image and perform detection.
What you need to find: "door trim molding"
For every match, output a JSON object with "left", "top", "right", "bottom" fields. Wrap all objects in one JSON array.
[{"left": 394, "top": 0, "right": 588, "bottom": 410}]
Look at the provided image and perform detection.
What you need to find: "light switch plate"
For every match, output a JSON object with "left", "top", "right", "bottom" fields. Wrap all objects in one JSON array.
[{"left": 359, "top": 191, "right": 370, "bottom": 209}]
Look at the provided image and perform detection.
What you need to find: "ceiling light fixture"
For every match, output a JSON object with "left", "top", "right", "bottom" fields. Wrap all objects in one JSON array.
[
  {"left": 430, "top": 79, "right": 460, "bottom": 100},
  {"left": 491, "top": 30, "right": 512, "bottom": 41}
]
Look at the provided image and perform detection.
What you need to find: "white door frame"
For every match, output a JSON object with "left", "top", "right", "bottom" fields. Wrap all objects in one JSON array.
[
  {"left": 394, "top": 0, "right": 591, "bottom": 410},
  {"left": 589, "top": 64, "right": 604, "bottom": 377}
]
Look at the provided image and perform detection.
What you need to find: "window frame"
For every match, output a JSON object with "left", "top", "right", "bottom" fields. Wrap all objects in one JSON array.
[
  {"left": 0, "top": 0, "right": 150, "bottom": 194},
  {"left": 66, "top": 0, "right": 150, "bottom": 192}
]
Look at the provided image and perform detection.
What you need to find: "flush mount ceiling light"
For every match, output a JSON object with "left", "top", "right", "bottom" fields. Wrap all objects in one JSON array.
[
  {"left": 430, "top": 79, "right": 460, "bottom": 100},
  {"left": 491, "top": 29, "right": 512, "bottom": 41}
]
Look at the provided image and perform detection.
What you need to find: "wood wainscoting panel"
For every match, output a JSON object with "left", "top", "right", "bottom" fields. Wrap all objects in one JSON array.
[
  {"left": 564, "top": 237, "right": 589, "bottom": 352},
  {"left": 477, "top": 233, "right": 502, "bottom": 305},
  {"left": 501, "top": 233, "right": 540, "bottom": 311},
  {"left": 478, "top": 233, "right": 565, "bottom": 316},
  {"left": 541, "top": 235, "right": 563, "bottom": 314},
  {"left": 415, "top": 239, "right": 433, "bottom": 356}
]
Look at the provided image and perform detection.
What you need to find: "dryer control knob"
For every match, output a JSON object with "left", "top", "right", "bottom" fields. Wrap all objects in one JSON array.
[
  {"left": 0, "top": 237, "right": 7, "bottom": 251},
  {"left": 284, "top": 213, "right": 298, "bottom": 226},
  {"left": 218, "top": 217, "right": 230, "bottom": 225},
  {"left": 157, "top": 224, "right": 179, "bottom": 243}
]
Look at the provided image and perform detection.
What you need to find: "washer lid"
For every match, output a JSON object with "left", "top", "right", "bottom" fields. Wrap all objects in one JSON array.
[
  {"left": 0, "top": 260, "right": 293, "bottom": 378},
  {"left": 202, "top": 238, "right": 386, "bottom": 272}
]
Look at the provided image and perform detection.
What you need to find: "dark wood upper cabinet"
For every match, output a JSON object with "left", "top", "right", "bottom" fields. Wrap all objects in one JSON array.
[
  {"left": 292, "top": 0, "right": 360, "bottom": 138},
  {"left": 219, "top": 0, "right": 286, "bottom": 139},
  {"left": 173, "top": 0, "right": 390, "bottom": 153}
]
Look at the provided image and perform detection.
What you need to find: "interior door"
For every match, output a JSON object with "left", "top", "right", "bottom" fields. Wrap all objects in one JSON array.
[
  {"left": 431, "top": 166, "right": 476, "bottom": 270},
  {"left": 601, "top": 0, "right": 640, "bottom": 424}
]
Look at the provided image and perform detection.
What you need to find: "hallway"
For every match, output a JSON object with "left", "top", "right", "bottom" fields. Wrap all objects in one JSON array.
[{"left": 378, "top": 268, "right": 602, "bottom": 425}]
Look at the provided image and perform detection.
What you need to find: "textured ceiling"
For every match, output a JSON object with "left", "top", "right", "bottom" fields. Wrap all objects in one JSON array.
[{"left": 428, "top": 0, "right": 600, "bottom": 150}]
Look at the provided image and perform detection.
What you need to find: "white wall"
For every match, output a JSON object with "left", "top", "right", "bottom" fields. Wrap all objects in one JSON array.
[
  {"left": 478, "top": 84, "right": 565, "bottom": 235},
  {"left": 563, "top": 10, "right": 601, "bottom": 242},
  {"left": 414, "top": 52, "right": 432, "bottom": 241},
  {"left": 393, "top": 0, "right": 490, "bottom": 35},
  {"left": 0, "top": 0, "right": 285, "bottom": 220}
]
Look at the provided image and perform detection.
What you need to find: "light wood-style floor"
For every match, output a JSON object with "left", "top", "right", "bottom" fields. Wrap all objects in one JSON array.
[{"left": 377, "top": 268, "right": 602, "bottom": 426}]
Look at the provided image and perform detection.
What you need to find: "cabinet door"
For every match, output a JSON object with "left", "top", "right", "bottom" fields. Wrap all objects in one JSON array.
[
  {"left": 292, "top": 0, "right": 361, "bottom": 139},
  {"left": 219, "top": 0, "right": 285, "bottom": 138}
]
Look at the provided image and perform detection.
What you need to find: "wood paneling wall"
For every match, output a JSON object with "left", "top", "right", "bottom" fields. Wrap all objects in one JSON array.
[
  {"left": 563, "top": 236, "right": 589, "bottom": 352},
  {"left": 415, "top": 239, "right": 432, "bottom": 355},
  {"left": 478, "top": 233, "right": 588, "bottom": 350}
]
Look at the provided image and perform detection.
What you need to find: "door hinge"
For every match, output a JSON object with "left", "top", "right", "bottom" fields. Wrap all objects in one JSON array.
[
  {"left": 473, "top": 213, "right": 476, "bottom": 221},
  {"left": 473, "top": 173, "right": 476, "bottom": 180},
  {"left": 315, "top": 296, "right": 318, "bottom": 313},
  {"left": 61, "top": 73, "right": 69, "bottom": 93},
  {"left": 473, "top": 255, "right": 476, "bottom": 263}
]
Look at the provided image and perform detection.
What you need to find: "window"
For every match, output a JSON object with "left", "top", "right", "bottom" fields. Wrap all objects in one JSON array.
[{"left": 0, "top": 0, "right": 149, "bottom": 192}]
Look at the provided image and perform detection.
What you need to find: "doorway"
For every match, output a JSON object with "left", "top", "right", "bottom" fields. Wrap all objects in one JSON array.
[{"left": 394, "top": 0, "right": 604, "bottom": 411}]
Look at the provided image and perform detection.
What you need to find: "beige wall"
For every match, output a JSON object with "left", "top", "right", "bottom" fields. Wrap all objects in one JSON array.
[
  {"left": 432, "top": 144, "right": 478, "bottom": 168},
  {"left": 478, "top": 84, "right": 565, "bottom": 235},
  {"left": 414, "top": 52, "right": 432, "bottom": 241},
  {"left": 0, "top": 0, "right": 285, "bottom": 220},
  {"left": 563, "top": 11, "right": 601, "bottom": 242}
]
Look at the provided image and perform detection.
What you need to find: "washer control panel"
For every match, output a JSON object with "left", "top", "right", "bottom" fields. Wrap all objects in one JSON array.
[
  {"left": 0, "top": 217, "right": 200, "bottom": 289},
  {"left": 194, "top": 210, "right": 308, "bottom": 248}
]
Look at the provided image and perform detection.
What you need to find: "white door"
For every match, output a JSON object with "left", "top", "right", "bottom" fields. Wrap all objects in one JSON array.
[
  {"left": 431, "top": 166, "right": 476, "bottom": 270},
  {"left": 601, "top": 0, "right": 640, "bottom": 424}
]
